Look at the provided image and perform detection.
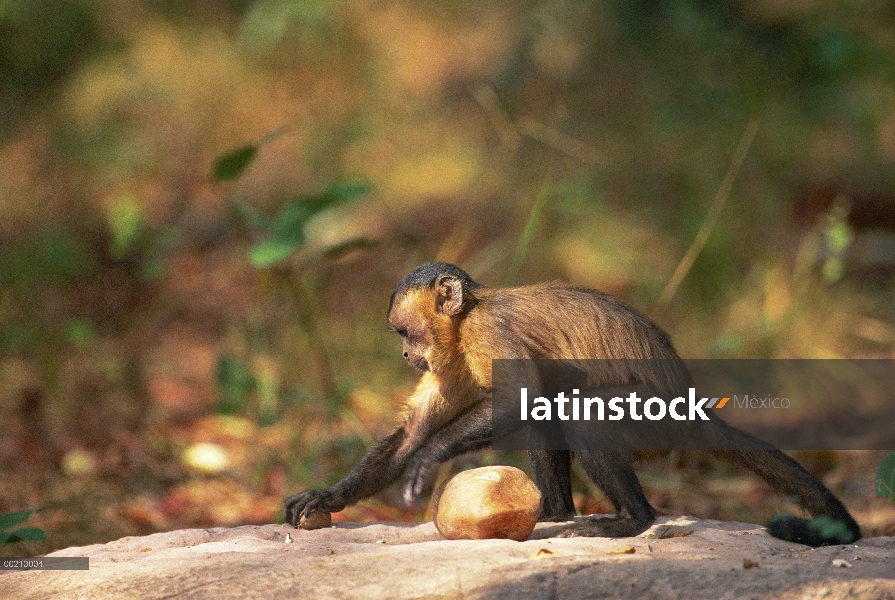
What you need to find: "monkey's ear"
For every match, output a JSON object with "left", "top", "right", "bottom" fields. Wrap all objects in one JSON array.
[{"left": 435, "top": 275, "right": 464, "bottom": 316}]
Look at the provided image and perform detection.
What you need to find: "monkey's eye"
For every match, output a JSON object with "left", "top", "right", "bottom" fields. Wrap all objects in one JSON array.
[{"left": 390, "top": 325, "right": 407, "bottom": 337}]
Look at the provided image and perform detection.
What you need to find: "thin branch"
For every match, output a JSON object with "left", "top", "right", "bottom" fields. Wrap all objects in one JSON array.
[
  {"left": 473, "top": 86, "right": 601, "bottom": 166},
  {"left": 517, "top": 117, "right": 602, "bottom": 166},
  {"left": 473, "top": 86, "right": 521, "bottom": 152}
]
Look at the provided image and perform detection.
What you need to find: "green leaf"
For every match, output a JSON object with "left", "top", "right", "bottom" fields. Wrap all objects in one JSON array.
[
  {"left": 269, "top": 197, "right": 323, "bottom": 236},
  {"left": 213, "top": 145, "right": 258, "bottom": 182},
  {"left": 270, "top": 183, "right": 370, "bottom": 236},
  {"left": 326, "top": 182, "right": 369, "bottom": 202},
  {"left": 14, "top": 528, "right": 48, "bottom": 543},
  {"left": 321, "top": 237, "right": 379, "bottom": 261},
  {"left": 0, "top": 510, "right": 33, "bottom": 531},
  {"left": 2, "top": 527, "right": 48, "bottom": 544},
  {"left": 269, "top": 203, "right": 313, "bottom": 239},
  {"left": 825, "top": 221, "right": 854, "bottom": 252},
  {"left": 107, "top": 193, "right": 146, "bottom": 258},
  {"left": 249, "top": 234, "right": 306, "bottom": 268},
  {"left": 228, "top": 197, "right": 269, "bottom": 231},
  {"left": 822, "top": 257, "right": 844, "bottom": 283},
  {"left": 65, "top": 319, "right": 95, "bottom": 347},
  {"left": 875, "top": 452, "right": 895, "bottom": 501},
  {"left": 215, "top": 356, "right": 257, "bottom": 415},
  {"left": 245, "top": 182, "right": 369, "bottom": 268}
]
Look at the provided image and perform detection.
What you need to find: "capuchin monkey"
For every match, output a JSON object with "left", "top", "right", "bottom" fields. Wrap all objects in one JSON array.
[{"left": 284, "top": 262, "right": 860, "bottom": 546}]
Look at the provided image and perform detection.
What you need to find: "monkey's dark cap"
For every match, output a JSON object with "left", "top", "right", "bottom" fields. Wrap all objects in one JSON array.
[
  {"left": 395, "top": 262, "right": 478, "bottom": 293},
  {"left": 388, "top": 262, "right": 481, "bottom": 313}
]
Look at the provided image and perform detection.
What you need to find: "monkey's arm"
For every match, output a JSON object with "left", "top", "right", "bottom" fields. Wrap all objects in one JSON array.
[
  {"left": 285, "top": 426, "right": 415, "bottom": 524},
  {"left": 400, "top": 399, "right": 493, "bottom": 504},
  {"left": 285, "top": 377, "right": 447, "bottom": 526}
]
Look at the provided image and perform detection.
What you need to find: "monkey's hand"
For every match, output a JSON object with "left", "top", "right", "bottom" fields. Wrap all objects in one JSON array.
[
  {"left": 402, "top": 455, "right": 438, "bottom": 505},
  {"left": 284, "top": 489, "right": 345, "bottom": 527}
]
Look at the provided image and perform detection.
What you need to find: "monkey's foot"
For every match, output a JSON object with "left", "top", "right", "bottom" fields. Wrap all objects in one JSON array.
[
  {"left": 284, "top": 489, "right": 345, "bottom": 527},
  {"left": 554, "top": 515, "right": 654, "bottom": 538}
]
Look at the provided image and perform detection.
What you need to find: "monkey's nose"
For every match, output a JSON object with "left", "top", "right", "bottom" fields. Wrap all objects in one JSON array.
[{"left": 403, "top": 351, "right": 409, "bottom": 358}]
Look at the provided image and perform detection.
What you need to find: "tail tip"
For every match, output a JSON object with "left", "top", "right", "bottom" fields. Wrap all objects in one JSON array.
[{"left": 767, "top": 514, "right": 859, "bottom": 547}]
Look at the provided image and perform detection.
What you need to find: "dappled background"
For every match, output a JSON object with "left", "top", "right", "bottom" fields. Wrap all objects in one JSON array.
[{"left": 2, "top": 0, "right": 894, "bottom": 556}]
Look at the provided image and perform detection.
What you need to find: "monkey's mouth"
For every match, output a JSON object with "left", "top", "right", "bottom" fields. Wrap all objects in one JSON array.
[{"left": 409, "top": 357, "right": 430, "bottom": 371}]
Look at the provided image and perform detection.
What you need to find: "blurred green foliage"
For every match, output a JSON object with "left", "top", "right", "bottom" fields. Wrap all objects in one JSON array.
[
  {"left": 0, "top": 230, "right": 96, "bottom": 288},
  {"left": 877, "top": 452, "right": 895, "bottom": 504},
  {"left": 214, "top": 145, "right": 260, "bottom": 182},
  {"left": 0, "top": 0, "right": 103, "bottom": 132},
  {"left": 236, "top": 183, "right": 368, "bottom": 268},
  {"left": 210, "top": 134, "right": 372, "bottom": 429},
  {"left": 215, "top": 356, "right": 257, "bottom": 415},
  {"left": 0, "top": 510, "right": 47, "bottom": 546},
  {"left": 0, "top": 230, "right": 97, "bottom": 357}
]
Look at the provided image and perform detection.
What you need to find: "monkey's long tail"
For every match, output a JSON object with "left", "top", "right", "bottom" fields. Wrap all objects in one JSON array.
[{"left": 712, "top": 424, "right": 860, "bottom": 547}]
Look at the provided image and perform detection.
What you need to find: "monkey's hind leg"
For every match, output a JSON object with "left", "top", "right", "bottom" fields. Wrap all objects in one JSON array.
[
  {"left": 530, "top": 450, "right": 576, "bottom": 521},
  {"left": 556, "top": 451, "right": 657, "bottom": 538}
]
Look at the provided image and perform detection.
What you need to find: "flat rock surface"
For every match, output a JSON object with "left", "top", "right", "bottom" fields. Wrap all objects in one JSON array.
[{"left": 3, "top": 517, "right": 894, "bottom": 599}]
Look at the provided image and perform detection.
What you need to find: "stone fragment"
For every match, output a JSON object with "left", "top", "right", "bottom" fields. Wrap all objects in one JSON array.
[{"left": 298, "top": 509, "right": 332, "bottom": 530}]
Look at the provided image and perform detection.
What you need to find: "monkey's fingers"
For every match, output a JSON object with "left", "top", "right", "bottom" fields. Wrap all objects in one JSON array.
[
  {"left": 283, "top": 495, "right": 305, "bottom": 526},
  {"left": 402, "top": 462, "right": 434, "bottom": 505},
  {"left": 303, "top": 501, "right": 319, "bottom": 519},
  {"left": 401, "top": 478, "right": 418, "bottom": 506},
  {"left": 284, "top": 502, "right": 299, "bottom": 527},
  {"left": 284, "top": 489, "right": 331, "bottom": 526},
  {"left": 414, "top": 464, "right": 436, "bottom": 498}
]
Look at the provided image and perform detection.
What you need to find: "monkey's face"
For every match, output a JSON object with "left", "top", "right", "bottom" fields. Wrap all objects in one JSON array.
[
  {"left": 402, "top": 334, "right": 431, "bottom": 371},
  {"left": 387, "top": 292, "right": 434, "bottom": 371}
]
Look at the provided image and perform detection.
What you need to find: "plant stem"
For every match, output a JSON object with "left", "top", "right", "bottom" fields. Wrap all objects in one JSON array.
[
  {"left": 506, "top": 180, "right": 551, "bottom": 287},
  {"left": 656, "top": 119, "right": 759, "bottom": 310},
  {"left": 281, "top": 270, "right": 338, "bottom": 400}
]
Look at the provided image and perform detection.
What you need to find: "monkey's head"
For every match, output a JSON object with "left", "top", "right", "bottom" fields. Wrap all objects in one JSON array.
[{"left": 387, "top": 262, "right": 482, "bottom": 372}]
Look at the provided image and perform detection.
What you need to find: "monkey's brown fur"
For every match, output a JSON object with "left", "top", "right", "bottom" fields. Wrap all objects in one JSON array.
[{"left": 284, "top": 262, "right": 860, "bottom": 547}]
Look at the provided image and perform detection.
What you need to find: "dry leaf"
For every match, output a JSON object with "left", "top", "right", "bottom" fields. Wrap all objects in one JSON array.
[{"left": 530, "top": 548, "right": 563, "bottom": 559}]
